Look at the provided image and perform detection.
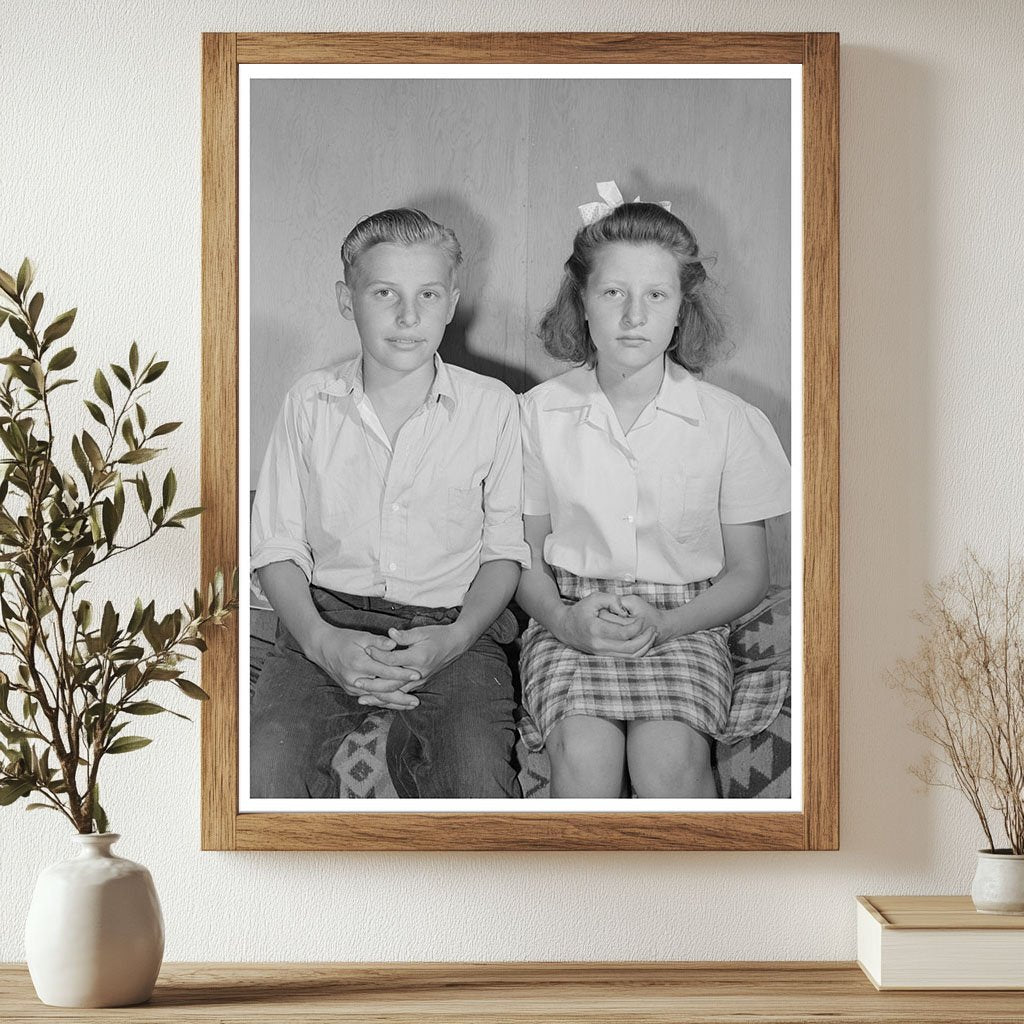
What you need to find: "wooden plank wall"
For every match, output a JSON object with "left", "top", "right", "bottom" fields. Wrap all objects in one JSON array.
[{"left": 249, "top": 77, "right": 792, "bottom": 582}]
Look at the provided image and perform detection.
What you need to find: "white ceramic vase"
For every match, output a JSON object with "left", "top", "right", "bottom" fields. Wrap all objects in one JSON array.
[
  {"left": 24, "top": 833, "right": 164, "bottom": 1007},
  {"left": 970, "top": 849, "right": 1024, "bottom": 915}
]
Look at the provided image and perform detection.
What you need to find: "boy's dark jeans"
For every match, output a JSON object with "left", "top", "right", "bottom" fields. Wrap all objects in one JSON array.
[{"left": 250, "top": 585, "right": 521, "bottom": 799}]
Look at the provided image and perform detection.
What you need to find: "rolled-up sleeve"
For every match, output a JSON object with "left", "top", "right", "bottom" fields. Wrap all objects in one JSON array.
[
  {"left": 250, "top": 390, "right": 315, "bottom": 601},
  {"left": 479, "top": 392, "right": 531, "bottom": 569}
]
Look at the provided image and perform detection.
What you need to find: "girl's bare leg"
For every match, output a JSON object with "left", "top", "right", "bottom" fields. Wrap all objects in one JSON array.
[
  {"left": 547, "top": 716, "right": 627, "bottom": 798},
  {"left": 626, "top": 720, "right": 718, "bottom": 798}
]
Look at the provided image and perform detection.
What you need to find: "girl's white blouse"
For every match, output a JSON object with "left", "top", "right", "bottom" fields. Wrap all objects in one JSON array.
[{"left": 520, "top": 360, "right": 791, "bottom": 586}]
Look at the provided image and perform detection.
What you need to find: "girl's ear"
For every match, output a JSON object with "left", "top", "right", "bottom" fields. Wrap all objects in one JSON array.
[{"left": 336, "top": 280, "right": 355, "bottom": 320}]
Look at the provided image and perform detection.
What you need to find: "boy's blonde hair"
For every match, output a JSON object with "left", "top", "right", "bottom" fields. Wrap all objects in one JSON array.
[{"left": 341, "top": 208, "right": 462, "bottom": 283}]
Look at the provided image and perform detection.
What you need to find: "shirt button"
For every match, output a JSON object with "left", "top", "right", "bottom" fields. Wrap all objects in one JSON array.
[
  {"left": 622, "top": 573, "right": 635, "bottom": 582},
  {"left": 388, "top": 562, "right": 397, "bottom": 572},
  {"left": 625, "top": 514, "right": 634, "bottom": 523},
  {"left": 391, "top": 503, "right": 400, "bottom": 512}
]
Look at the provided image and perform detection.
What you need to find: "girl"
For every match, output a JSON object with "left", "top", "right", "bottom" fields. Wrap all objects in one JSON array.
[{"left": 516, "top": 192, "right": 791, "bottom": 799}]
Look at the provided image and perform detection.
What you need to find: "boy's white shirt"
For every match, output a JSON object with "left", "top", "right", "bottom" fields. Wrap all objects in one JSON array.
[
  {"left": 520, "top": 359, "right": 791, "bottom": 586},
  {"left": 251, "top": 353, "right": 530, "bottom": 608}
]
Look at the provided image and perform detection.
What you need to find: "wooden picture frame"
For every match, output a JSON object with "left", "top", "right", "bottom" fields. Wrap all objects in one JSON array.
[{"left": 201, "top": 32, "right": 838, "bottom": 851}]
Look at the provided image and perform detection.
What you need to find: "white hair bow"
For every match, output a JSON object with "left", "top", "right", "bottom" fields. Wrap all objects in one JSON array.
[{"left": 577, "top": 181, "right": 672, "bottom": 226}]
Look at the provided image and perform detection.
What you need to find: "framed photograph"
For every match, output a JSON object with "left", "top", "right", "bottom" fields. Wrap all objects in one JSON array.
[{"left": 201, "top": 32, "right": 838, "bottom": 851}]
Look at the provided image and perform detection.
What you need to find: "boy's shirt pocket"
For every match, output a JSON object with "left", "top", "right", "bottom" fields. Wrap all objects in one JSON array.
[{"left": 445, "top": 484, "right": 483, "bottom": 553}]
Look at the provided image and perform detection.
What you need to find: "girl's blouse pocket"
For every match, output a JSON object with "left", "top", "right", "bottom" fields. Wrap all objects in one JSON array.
[{"left": 659, "top": 472, "right": 721, "bottom": 542}]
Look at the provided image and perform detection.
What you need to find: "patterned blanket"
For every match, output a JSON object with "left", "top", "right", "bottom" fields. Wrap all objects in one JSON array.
[{"left": 249, "top": 586, "right": 792, "bottom": 799}]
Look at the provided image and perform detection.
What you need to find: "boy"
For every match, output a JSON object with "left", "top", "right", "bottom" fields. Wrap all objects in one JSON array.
[{"left": 250, "top": 209, "right": 528, "bottom": 799}]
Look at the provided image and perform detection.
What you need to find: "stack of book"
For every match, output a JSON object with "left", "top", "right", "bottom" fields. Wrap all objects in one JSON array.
[{"left": 857, "top": 895, "right": 1024, "bottom": 990}]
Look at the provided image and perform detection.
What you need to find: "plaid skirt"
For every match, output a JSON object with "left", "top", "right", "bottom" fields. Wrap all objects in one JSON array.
[{"left": 519, "top": 569, "right": 768, "bottom": 751}]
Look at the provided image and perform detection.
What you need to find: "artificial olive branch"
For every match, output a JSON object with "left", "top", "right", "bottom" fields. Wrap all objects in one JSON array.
[{"left": 0, "top": 259, "right": 236, "bottom": 833}]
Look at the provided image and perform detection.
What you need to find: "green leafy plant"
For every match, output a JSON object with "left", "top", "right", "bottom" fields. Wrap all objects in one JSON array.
[
  {"left": 0, "top": 259, "right": 236, "bottom": 833},
  {"left": 895, "top": 552, "right": 1024, "bottom": 854}
]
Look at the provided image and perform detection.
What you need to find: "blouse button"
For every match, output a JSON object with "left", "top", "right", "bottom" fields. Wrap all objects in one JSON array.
[{"left": 388, "top": 562, "right": 397, "bottom": 572}]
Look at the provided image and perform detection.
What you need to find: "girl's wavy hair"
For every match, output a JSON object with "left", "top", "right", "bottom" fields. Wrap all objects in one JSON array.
[
  {"left": 537, "top": 202, "right": 728, "bottom": 372},
  {"left": 341, "top": 208, "right": 462, "bottom": 283}
]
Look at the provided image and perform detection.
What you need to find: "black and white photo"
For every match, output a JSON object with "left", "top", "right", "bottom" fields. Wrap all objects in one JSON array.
[{"left": 239, "top": 66, "right": 801, "bottom": 813}]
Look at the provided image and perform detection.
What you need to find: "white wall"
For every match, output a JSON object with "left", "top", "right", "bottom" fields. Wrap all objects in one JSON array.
[{"left": 2, "top": 0, "right": 1022, "bottom": 962}]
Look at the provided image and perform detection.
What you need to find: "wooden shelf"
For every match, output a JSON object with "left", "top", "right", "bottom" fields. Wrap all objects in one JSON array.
[{"left": 3, "top": 962, "right": 1024, "bottom": 1022}]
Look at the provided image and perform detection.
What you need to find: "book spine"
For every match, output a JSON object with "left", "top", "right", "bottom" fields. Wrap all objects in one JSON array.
[{"left": 855, "top": 902, "right": 883, "bottom": 989}]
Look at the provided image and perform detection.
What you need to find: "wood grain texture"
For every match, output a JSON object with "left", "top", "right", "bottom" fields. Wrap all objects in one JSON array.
[
  {"left": 801, "top": 32, "right": 840, "bottom": 852},
  {"left": 200, "top": 33, "right": 239, "bottom": 852},
  {"left": 233, "top": 811, "right": 806, "bottom": 852},
  {"left": 236, "top": 32, "right": 808, "bottom": 64},
  {"left": 3, "top": 962, "right": 1023, "bottom": 1023},
  {"left": 202, "top": 32, "right": 840, "bottom": 851},
  {"left": 861, "top": 896, "right": 1024, "bottom": 930}
]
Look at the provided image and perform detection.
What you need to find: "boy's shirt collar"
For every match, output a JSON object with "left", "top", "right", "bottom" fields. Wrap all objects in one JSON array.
[
  {"left": 429, "top": 356, "right": 457, "bottom": 407},
  {"left": 539, "top": 359, "right": 705, "bottom": 426},
  {"left": 320, "top": 353, "right": 457, "bottom": 409}
]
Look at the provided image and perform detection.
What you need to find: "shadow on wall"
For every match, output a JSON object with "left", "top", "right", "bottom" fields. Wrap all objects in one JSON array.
[
  {"left": 838, "top": 48, "right": 936, "bottom": 869},
  {"left": 408, "top": 190, "right": 541, "bottom": 395}
]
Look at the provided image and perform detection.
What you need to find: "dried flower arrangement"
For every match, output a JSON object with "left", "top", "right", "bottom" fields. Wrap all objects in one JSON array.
[{"left": 895, "top": 552, "right": 1024, "bottom": 854}]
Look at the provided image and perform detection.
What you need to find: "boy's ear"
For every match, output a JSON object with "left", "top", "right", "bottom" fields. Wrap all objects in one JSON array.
[
  {"left": 445, "top": 287, "right": 460, "bottom": 326},
  {"left": 336, "top": 280, "right": 355, "bottom": 321}
]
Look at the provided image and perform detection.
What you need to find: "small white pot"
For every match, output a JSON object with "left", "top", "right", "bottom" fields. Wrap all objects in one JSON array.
[
  {"left": 24, "top": 833, "right": 164, "bottom": 1007},
  {"left": 971, "top": 849, "right": 1024, "bottom": 915}
]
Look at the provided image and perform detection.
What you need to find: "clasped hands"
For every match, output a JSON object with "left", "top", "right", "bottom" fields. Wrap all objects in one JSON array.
[
  {"left": 305, "top": 621, "right": 469, "bottom": 711},
  {"left": 554, "top": 591, "right": 670, "bottom": 657}
]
